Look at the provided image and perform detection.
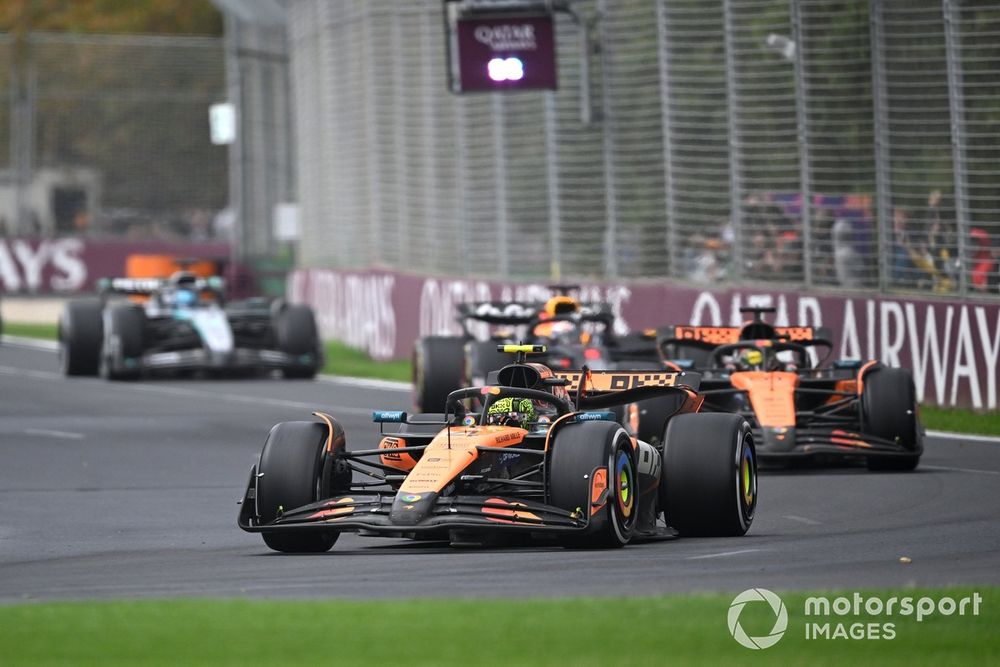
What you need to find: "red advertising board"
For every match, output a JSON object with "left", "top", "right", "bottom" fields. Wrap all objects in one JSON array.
[{"left": 289, "top": 267, "right": 1000, "bottom": 411}]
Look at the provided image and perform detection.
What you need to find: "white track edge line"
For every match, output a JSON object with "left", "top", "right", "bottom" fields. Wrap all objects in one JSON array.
[
  {"left": 926, "top": 430, "right": 1000, "bottom": 444},
  {"left": 5, "top": 336, "right": 998, "bottom": 436},
  {"left": 1, "top": 335, "right": 59, "bottom": 351},
  {"left": 2, "top": 334, "right": 411, "bottom": 390}
]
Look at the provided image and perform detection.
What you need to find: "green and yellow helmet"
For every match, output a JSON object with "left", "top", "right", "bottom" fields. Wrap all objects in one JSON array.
[
  {"left": 739, "top": 348, "right": 765, "bottom": 370},
  {"left": 486, "top": 396, "right": 536, "bottom": 428}
]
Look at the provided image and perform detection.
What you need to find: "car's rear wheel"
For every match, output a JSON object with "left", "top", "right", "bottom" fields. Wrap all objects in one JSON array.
[
  {"left": 412, "top": 336, "right": 466, "bottom": 412},
  {"left": 661, "top": 413, "right": 756, "bottom": 536},
  {"left": 59, "top": 299, "right": 103, "bottom": 376},
  {"left": 101, "top": 304, "right": 145, "bottom": 381},
  {"left": 549, "top": 421, "right": 637, "bottom": 548},
  {"left": 275, "top": 304, "right": 321, "bottom": 379},
  {"left": 257, "top": 421, "right": 339, "bottom": 553},
  {"left": 862, "top": 367, "right": 921, "bottom": 471}
]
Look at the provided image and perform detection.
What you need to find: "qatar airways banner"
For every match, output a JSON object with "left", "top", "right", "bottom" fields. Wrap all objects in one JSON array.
[
  {"left": 289, "top": 268, "right": 1000, "bottom": 410},
  {"left": 0, "top": 237, "right": 230, "bottom": 294}
]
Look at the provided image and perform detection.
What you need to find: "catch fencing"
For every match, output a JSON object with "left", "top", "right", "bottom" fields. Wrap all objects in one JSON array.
[
  {"left": 0, "top": 32, "right": 227, "bottom": 243},
  {"left": 287, "top": 0, "right": 1000, "bottom": 298}
]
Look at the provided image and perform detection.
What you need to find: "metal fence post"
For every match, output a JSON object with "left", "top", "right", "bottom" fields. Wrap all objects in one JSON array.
[
  {"left": 390, "top": 11, "right": 410, "bottom": 266},
  {"left": 791, "top": 0, "right": 812, "bottom": 287},
  {"left": 544, "top": 89, "right": 562, "bottom": 281},
  {"left": 224, "top": 13, "right": 245, "bottom": 262},
  {"left": 943, "top": 0, "right": 970, "bottom": 296},
  {"left": 457, "top": 96, "right": 470, "bottom": 276},
  {"left": 420, "top": 11, "right": 440, "bottom": 271},
  {"left": 364, "top": 7, "right": 383, "bottom": 266},
  {"left": 8, "top": 28, "right": 32, "bottom": 235},
  {"left": 492, "top": 94, "right": 510, "bottom": 278},
  {"left": 597, "top": 0, "right": 618, "bottom": 279},
  {"left": 722, "top": 0, "right": 744, "bottom": 282},
  {"left": 869, "top": 0, "right": 892, "bottom": 292},
  {"left": 655, "top": 0, "right": 678, "bottom": 278}
]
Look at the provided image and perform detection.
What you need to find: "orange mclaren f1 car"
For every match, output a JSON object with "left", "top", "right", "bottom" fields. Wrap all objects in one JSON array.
[
  {"left": 656, "top": 307, "right": 922, "bottom": 471},
  {"left": 238, "top": 345, "right": 757, "bottom": 552}
]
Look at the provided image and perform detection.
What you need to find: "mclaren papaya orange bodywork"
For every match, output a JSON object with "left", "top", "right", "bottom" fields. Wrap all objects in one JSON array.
[
  {"left": 657, "top": 308, "right": 922, "bottom": 467},
  {"left": 237, "top": 353, "right": 743, "bottom": 545}
]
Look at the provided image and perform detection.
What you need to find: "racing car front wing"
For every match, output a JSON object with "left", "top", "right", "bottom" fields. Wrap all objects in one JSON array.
[
  {"left": 237, "top": 468, "right": 589, "bottom": 537},
  {"left": 752, "top": 426, "right": 923, "bottom": 460},
  {"left": 140, "top": 348, "right": 316, "bottom": 373}
]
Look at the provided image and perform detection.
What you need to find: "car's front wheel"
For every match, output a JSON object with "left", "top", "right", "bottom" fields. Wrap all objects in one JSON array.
[
  {"left": 256, "top": 421, "right": 340, "bottom": 553},
  {"left": 59, "top": 299, "right": 103, "bottom": 376},
  {"left": 549, "top": 421, "right": 638, "bottom": 548},
  {"left": 275, "top": 305, "right": 321, "bottom": 379},
  {"left": 101, "top": 304, "right": 145, "bottom": 381},
  {"left": 862, "top": 367, "right": 921, "bottom": 471}
]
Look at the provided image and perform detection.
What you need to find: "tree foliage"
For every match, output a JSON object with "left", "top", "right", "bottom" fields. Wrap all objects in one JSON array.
[{"left": 0, "top": 0, "right": 222, "bottom": 36}]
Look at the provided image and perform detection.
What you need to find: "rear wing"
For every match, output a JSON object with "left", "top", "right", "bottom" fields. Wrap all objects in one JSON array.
[
  {"left": 455, "top": 301, "right": 615, "bottom": 326},
  {"left": 99, "top": 277, "right": 166, "bottom": 295},
  {"left": 554, "top": 369, "right": 702, "bottom": 412},
  {"left": 660, "top": 325, "right": 819, "bottom": 347},
  {"left": 98, "top": 276, "right": 224, "bottom": 296},
  {"left": 554, "top": 369, "right": 701, "bottom": 394},
  {"left": 456, "top": 301, "right": 540, "bottom": 325}
]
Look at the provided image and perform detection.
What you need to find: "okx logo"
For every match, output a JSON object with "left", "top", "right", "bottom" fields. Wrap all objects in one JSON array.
[{"left": 728, "top": 588, "right": 789, "bottom": 649}]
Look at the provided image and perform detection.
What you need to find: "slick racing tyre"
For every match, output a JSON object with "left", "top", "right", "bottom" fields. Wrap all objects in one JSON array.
[
  {"left": 276, "top": 304, "right": 321, "bottom": 379},
  {"left": 862, "top": 367, "right": 921, "bottom": 472},
  {"left": 101, "top": 304, "right": 145, "bottom": 381},
  {"left": 549, "top": 421, "right": 638, "bottom": 548},
  {"left": 466, "top": 340, "right": 511, "bottom": 386},
  {"left": 412, "top": 336, "right": 466, "bottom": 413},
  {"left": 59, "top": 299, "right": 103, "bottom": 376},
  {"left": 661, "top": 413, "right": 756, "bottom": 536},
  {"left": 256, "top": 421, "right": 339, "bottom": 553}
]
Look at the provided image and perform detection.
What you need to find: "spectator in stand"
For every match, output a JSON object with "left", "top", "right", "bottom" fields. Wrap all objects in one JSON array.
[
  {"left": 687, "top": 231, "right": 727, "bottom": 284},
  {"left": 832, "top": 217, "right": 865, "bottom": 288},
  {"left": 891, "top": 207, "right": 930, "bottom": 289},
  {"left": 970, "top": 227, "right": 996, "bottom": 293},
  {"left": 924, "top": 190, "right": 958, "bottom": 293},
  {"left": 774, "top": 229, "right": 803, "bottom": 281},
  {"left": 812, "top": 207, "right": 835, "bottom": 284},
  {"left": 742, "top": 193, "right": 803, "bottom": 281},
  {"left": 744, "top": 229, "right": 770, "bottom": 278}
]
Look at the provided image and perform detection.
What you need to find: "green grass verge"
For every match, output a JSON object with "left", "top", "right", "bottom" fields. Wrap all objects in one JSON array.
[
  {"left": 920, "top": 405, "right": 1000, "bottom": 437},
  {"left": 0, "top": 588, "right": 995, "bottom": 666},
  {"left": 3, "top": 321, "right": 58, "bottom": 340},
  {"left": 3, "top": 321, "right": 998, "bottom": 434},
  {"left": 323, "top": 340, "right": 410, "bottom": 382},
  {"left": 0, "top": 323, "right": 410, "bottom": 382}
]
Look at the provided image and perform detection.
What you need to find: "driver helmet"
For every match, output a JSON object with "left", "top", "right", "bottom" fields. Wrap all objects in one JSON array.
[
  {"left": 486, "top": 396, "right": 536, "bottom": 429},
  {"left": 174, "top": 288, "right": 198, "bottom": 306},
  {"left": 737, "top": 348, "right": 765, "bottom": 371},
  {"left": 169, "top": 270, "right": 198, "bottom": 288},
  {"left": 535, "top": 296, "right": 580, "bottom": 339},
  {"left": 543, "top": 296, "right": 580, "bottom": 317},
  {"left": 167, "top": 271, "right": 199, "bottom": 307}
]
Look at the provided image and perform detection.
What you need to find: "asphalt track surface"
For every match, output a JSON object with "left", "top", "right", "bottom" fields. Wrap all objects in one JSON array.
[{"left": 1, "top": 340, "right": 998, "bottom": 602}]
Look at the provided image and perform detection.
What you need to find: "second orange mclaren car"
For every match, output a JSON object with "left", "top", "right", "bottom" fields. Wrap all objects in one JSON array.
[{"left": 657, "top": 307, "right": 922, "bottom": 471}]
